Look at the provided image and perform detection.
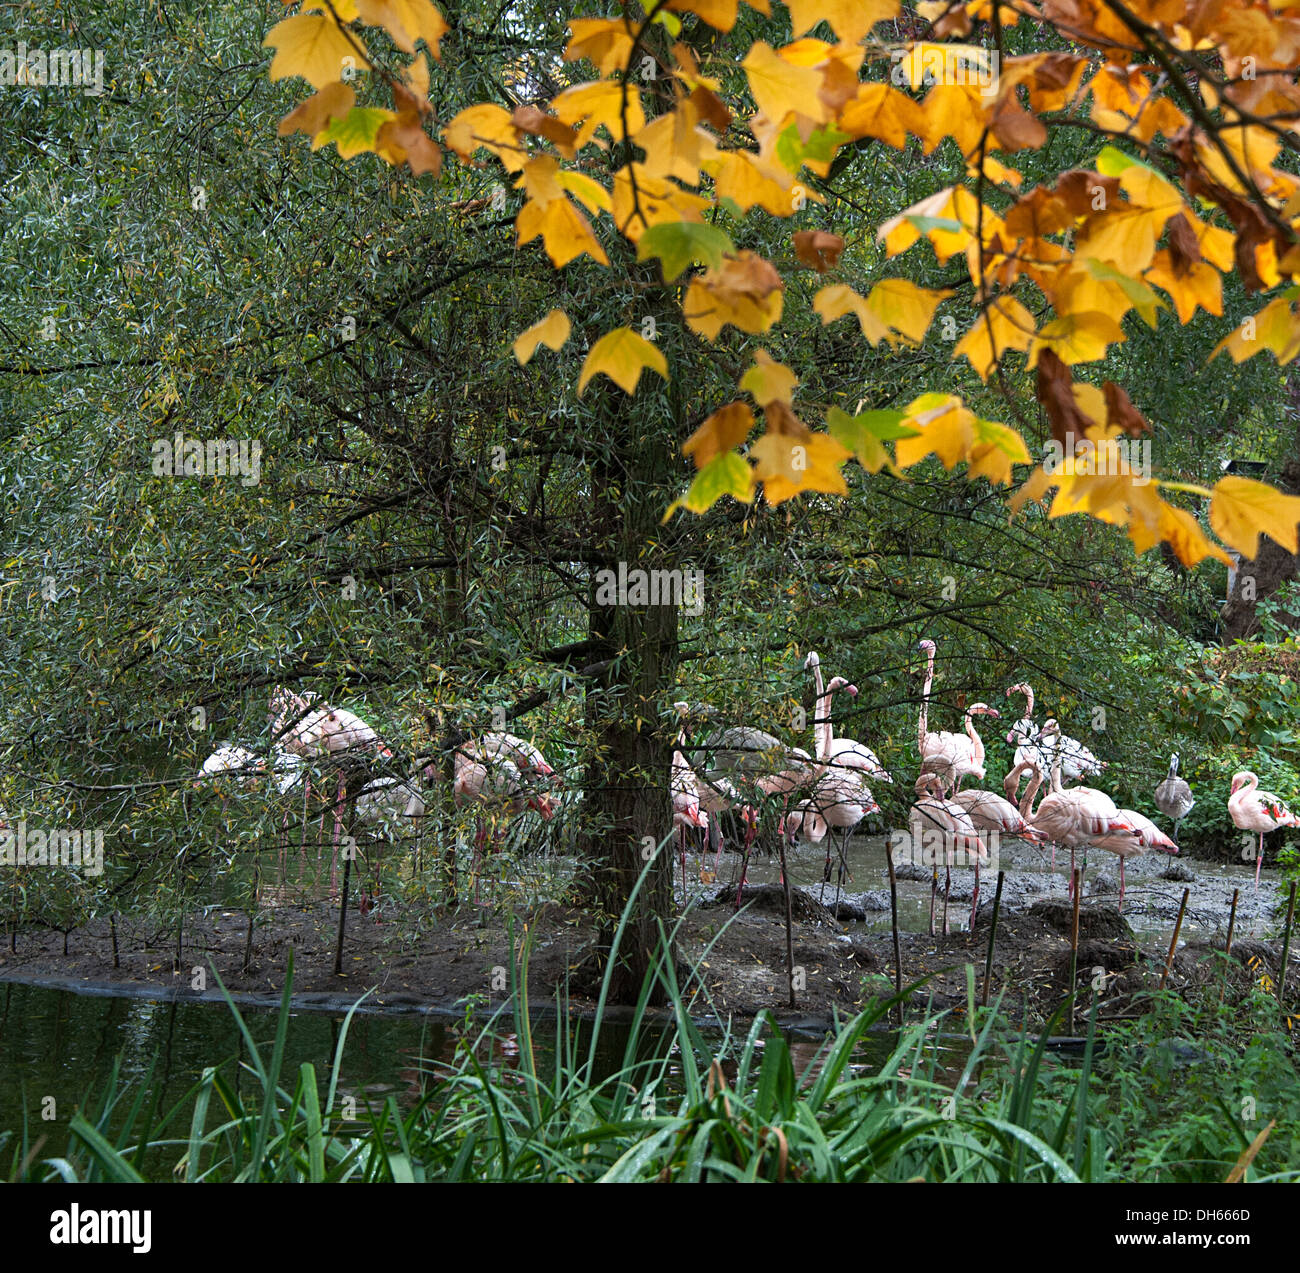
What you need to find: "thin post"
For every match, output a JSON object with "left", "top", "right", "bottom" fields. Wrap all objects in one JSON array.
[
  {"left": 886, "top": 839, "right": 903, "bottom": 1024},
  {"left": 1159, "top": 886, "right": 1190, "bottom": 991},
  {"left": 1069, "top": 868, "right": 1081, "bottom": 1034},
  {"left": 110, "top": 912, "right": 120, "bottom": 969},
  {"left": 333, "top": 848, "right": 354, "bottom": 976},
  {"left": 778, "top": 828, "right": 795, "bottom": 1009},
  {"left": 1221, "top": 887, "right": 1240, "bottom": 1004},
  {"left": 981, "top": 870, "right": 1005, "bottom": 1008},
  {"left": 1278, "top": 882, "right": 1296, "bottom": 1008}
]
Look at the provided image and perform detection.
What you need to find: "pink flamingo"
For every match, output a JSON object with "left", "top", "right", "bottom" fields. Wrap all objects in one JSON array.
[
  {"left": 910, "top": 773, "right": 987, "bottom": 934},
  {"left": 1088, "top": 809, "right": 1178, "bottom": 909},
  {"left": 453, "top": 749, "right": 555, "bottom": 902},
  {"left": 950, "top": 786, "right": 1048, "bottom": 927},
  {"left": 916, "top": 639, "right": 999, "bottom": 793},
  {"left": 1020, "top": 758, "right": 1135, "bottom": 898},
  {"left": 1228, "top": 771, "right": 1298, "bottom": 890},
  {"left": 670, "top": 712, "right": 710, "bottom": 890}
]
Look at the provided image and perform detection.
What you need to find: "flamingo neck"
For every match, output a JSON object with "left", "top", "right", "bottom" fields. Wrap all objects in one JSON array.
[{"left": 918, "top": 644, "right": 935, "bottom": 753}]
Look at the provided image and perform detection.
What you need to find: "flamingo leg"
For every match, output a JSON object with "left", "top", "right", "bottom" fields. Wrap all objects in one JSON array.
[
  {"left": 330, "top": 771, "right": 346, "bottom": 896},
  {"left": 1069, "top": 846, "right": 1076, "bottom": 898},
  {"left": 734, "top": 811, "right": 757, "bottom": 909},
  {"left": 970, "top": 858, "right": 980, "bottom": 931},
  {"left": 1255, "top": 832, "right": 1264, "bottom": 889},
  {"left": 942, "top": 862, "right": 951, "bottom": 936}
]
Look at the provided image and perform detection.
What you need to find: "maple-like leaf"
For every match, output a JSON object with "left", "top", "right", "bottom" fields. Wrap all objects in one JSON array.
[
  {"left": 826, "top": 405, "right": 915, "bottom": 475},
  {"left": 517, "top": 197, "right": 609, "bottom": 268},
  {"left": 636, "top": 221, "right": 734, "bottom": 280},
  {"left": 865, "top": 278, "right": 952, "bottom": 345},
  {"left": 264, "top": 13, "right": 368, "bottom": 89},
  {"left": 741, "top": 42, "right": 828, "bottom": 127},
  {"left": 376, "top": 82, "right": 442, "bottom": 176},
  {"left": 684, "top": 252, "right": 784, "bottom": 341},
  {"left": 355, "top": 0, "right": 447, "bottom": 56},
  {"left": 553, "top": 81, "right": 644, "bottom": 150},
  {"left": 443, "top": 104, "right": 526, "bottom": 171},
  {"left": 512, "top": 310, "right": 571, "bottom": 365},
  {"left": 278, "top": 83, "right": 356, "bottom": 138},
  {"left": 564, "top": 17, "right": 636, "bottom": 76},
  {"left": 664, "top": 452, "right": 755, "bottom": 521},
  {"left": 894, "top": 394, "right": 976, "bottom": 471},
  {"left": 751, "top": 431, "right": 850, "bottom": 504},
  {"left": 682, "top": 402, "right": 755, "bottom": 466},
  {"left": 312, "top": 106, "right": 398, "bottom": 160},
  {"left": 1209, "top": 476, "right": 1300, "bottom": 558},
  {"left": 813, "top": 283, "right": 888, "bottom": 344},
  {"left": 739, "top": 351, "right": 798, "bottom": 405},
  {"left": 578, "top": 327, "right": 668, "bottom": 396},
  {"left": 1029, "top": 311, "right": 1127, "bottom": 366},
  {"left": 786, "top": 0, "right": 899, "bottom": 42},
  {"left": 953, "top": 296, "right": 1036, "bottom": 379}
]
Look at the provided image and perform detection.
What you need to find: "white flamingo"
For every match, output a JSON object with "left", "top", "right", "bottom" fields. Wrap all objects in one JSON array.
[
  {"left": 1153, "top": 753, "right": 1195, "bottom": 843},
  {"left": 1003, "top": 682, "right": 1045, "bottom": 805},
  {"left": 916, "top": 639, "right": 999, "bottom": 793},
  {"left": 805, "top": 651, "right": 892, "bottom": 784}
]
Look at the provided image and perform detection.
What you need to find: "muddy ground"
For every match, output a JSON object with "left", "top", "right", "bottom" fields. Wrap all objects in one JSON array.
[{"left": 0, "top": 861, "right": 1293, "bottom": 1031}]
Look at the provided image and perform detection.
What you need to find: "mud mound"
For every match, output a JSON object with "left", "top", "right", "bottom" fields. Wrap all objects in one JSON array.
[{"left": 1029, "top": 899, "right": 1133, "bottom": 941}]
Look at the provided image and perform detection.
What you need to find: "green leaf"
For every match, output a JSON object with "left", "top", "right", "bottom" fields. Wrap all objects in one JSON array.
[
  {"left": 827, "top": 406, "right": 914, "bottom": 476},
  {"left": 663, "top": 452, "right": 754, "bottom": 519},
  {"left": 636, "top": 222, "right": 735, "bottom": 281},
  {"left": 312, "top": 106, "right": 396, "bottom": 160}
]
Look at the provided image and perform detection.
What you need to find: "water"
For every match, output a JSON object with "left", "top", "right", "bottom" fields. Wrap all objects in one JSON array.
[{"left": 679, "top": 828, "right": 1283, "bottom": 942}]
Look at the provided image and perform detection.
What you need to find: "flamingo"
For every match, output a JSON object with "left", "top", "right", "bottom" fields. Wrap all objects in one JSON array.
[
  {"left": 798, "top": 759, "right": 879, "bottom": 905},
  {"left": 909, "top": 774, "right": 987, "bottom": 934},
  {"left": 916, "top": 639, "right": 999, "bottom": 793},
  {"left": 1153, "top": 753, "right": 1195, "bottom": 843},
  {"left": 804, "top": 651, "right": 893, "bottom": 784},
  {"left": 469, "top": 732, "right": 556, "bottom": 779},
  {"left": 670, "top": 709, "right": 710, "bottom": 890},
  {"left": 1228, "top": 770, "right": 1298, "bottom": 890},
  {"left": 197, "top": 744, "right": 264, "bottom": 819},
  {"left": 1020, "top": 758, "right": 1135, "bottom": 899},
  {"left": 1003, "top": 682, "right": 1045, "bottom": 805},
  {"left": 1088, "top": 809, "right": 1178, "bottom": 909},
  {"left": 1036, "top": 718, "right": 1105, "bottom": 785},
  {"left": 950, "top": 786, "right": 1049, "bottom": 928},
  {"left": 453, "top": 750, "right": 555, "bottom": 902},
  {"left": 268, "top": 687, "right": 392, "bottom": 893}
]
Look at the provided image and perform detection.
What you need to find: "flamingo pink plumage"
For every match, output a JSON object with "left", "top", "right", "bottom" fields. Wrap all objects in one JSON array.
[
  {"left": 1228, "top": 770, "right": 1298, "bottom": 889},
  {"left": 910, "top": 773, "right": 987, "bottom": 933},
  {"left": 805, "top": 651, "right": 892, "bottom": 784},
  {"left": 1088, "top": 809, "right": 1178, "bottom": 908}
]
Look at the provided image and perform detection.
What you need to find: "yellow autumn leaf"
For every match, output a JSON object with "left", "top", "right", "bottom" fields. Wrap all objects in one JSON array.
[
  {"left": 751, "top": 432, "right": 850, "bottom": 504},
  {"left": 864, "top": 278, "right": 952, "bottom": 345},
  {"left": 741, "top": 42, "right": 827, "bottom": 126},
  {"left": 1209, "top": 475, "right": 1300, "bottom": 558},
  {"left": 966, "top": 417, "right": 1033, "bottom": 486},
  {"left": 264, "top": 13, "right": 369, "bottom": 90},
  {"left": 813, "top": 284, "right": 889, "bottom": 345},
  {"left": 739, "top": 351, "right": 798, "bottom": 405},
  {"left": 1211, "top": 297, "right": 1300, "bottom": 365},
  {"left": 578, "top": 327, "right": 669, "bottom": 396},
  {"left": 786, "top": 0, "right": 898, "bottom": 41},
  {"left": 1029, "top": 311, "right": 1126, "bottom": 366},
  {"left": 516, "top": 197, "right": 609, "bottom": 268},
  {"left": 953, "top": 296, "right": 1037, "bottom": 379},
  {"left": 355, "top": 0, "right": 447, "bottom": 56},
  {"left": 664, "top": 452, "right": 755, "bottom": 521},
  {"left": 682, "top": 402, "right": 755, "bottom": 467},
  {"left": 894, "top": 394, "right": 975, "bottom": 470},
  {"left": 565, "top": 17, "right": 636, "bottom": 76},
  {"left": 443, "top": 103, "right": 526, "bottom": 171},
  {"left": 1009, "top": 465, "right": 1053, "bottom": 515},
  {"left": 553, "top": 81, "right": 644, "bottom": 148},
  {"left": 513, "top": 310, "right": 571, "bottom": 364},
  {"left": 278, "top": 83, "right": 356, "bottom": 139},
  {"left": 683, "top": 252, "right": 784, "bottom": 341}
]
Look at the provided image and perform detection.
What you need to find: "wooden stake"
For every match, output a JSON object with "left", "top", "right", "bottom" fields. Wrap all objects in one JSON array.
[
  {"left": 333, "top": 848, "right": 353, "bottom": 976},
  {"left": 886, "top": 839, "right": 903, "bottom": 1024},
  {"left": 1221, "top": 887, "right": 1239, "bottom": 1004},
  {"left": 1278, "top": 882, "right": 1296, "bottom": 1009},
  {"left": 981, "top": 870, "right": 1004, "bottom": 1008},
  {"left": 778, "top": 828, "right": 795, "bottom": 1009},
  {"left": 1160, "top": 886, "right": 1190, "bottom": 991},
  {"left": 1068, "top": 868, "right": 1081, "bottom": 1034}
]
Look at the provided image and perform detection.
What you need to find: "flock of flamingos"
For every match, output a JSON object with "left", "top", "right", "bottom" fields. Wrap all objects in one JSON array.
[{"left": 195, "top": 640, "right": 1296, "bottom": 925}]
